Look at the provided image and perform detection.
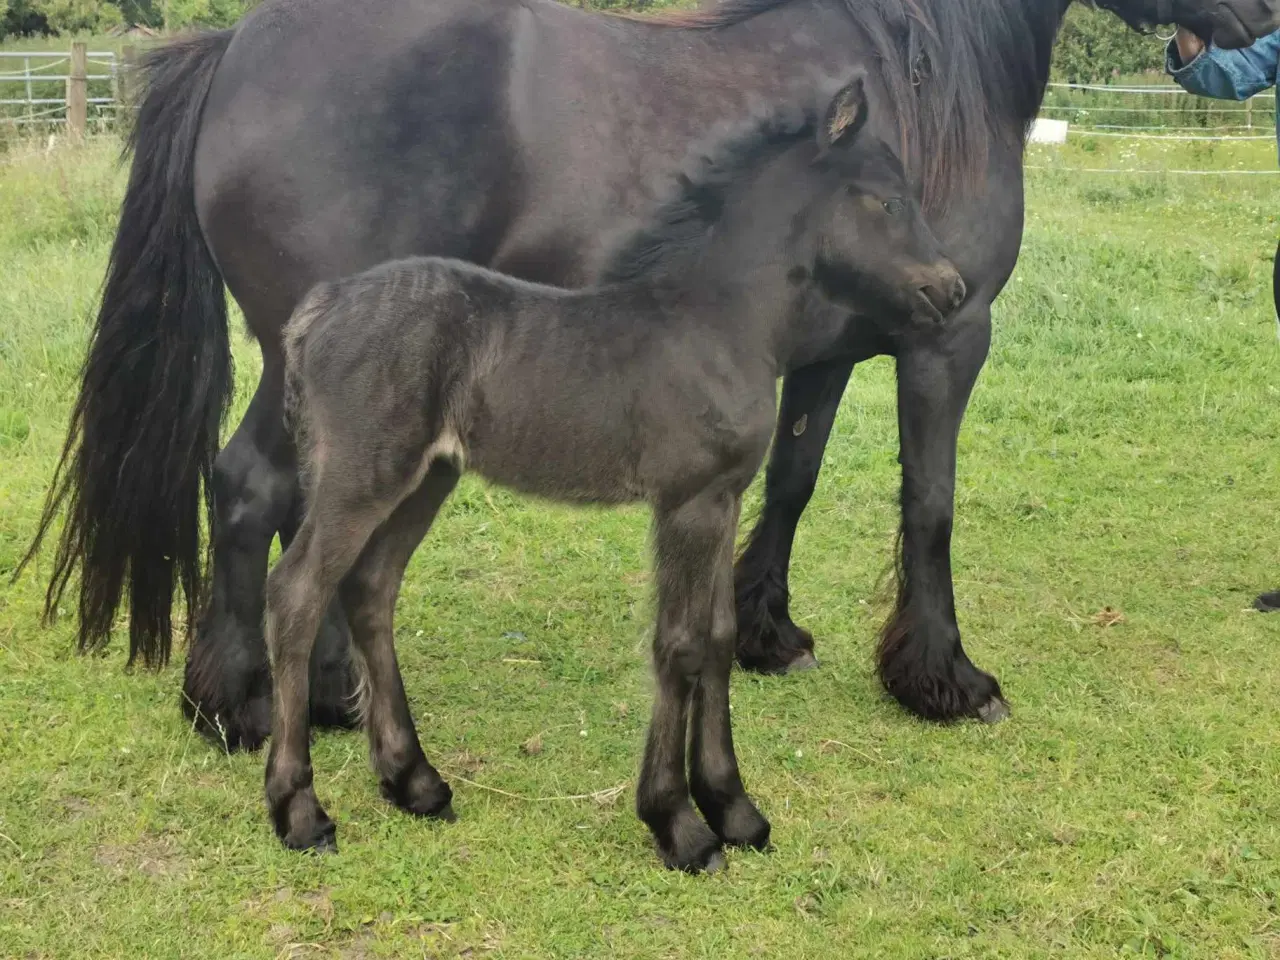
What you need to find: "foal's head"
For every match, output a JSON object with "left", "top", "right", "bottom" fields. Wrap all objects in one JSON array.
[
  {"left": 797, "top": 73, "right": 966, "bottom": 324},
  {"left": 600, "top": 72, "right": 965, "bottom": 324}
]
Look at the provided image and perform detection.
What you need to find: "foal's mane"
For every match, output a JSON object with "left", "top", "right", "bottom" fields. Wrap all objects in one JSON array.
[
  {"left": 627, "top": 0, "right": 1065, "bottom": 212},
  {"left": 598, "top": 102, "right": 816, "bottom": 287}
]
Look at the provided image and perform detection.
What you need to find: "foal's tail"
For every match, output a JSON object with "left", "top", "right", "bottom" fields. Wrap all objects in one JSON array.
[
  {"left": 16, "top": 30, "right": 236, "bottom": 669},
  {"left": 281, "top": 282, "right": 341, "bottom": 477}
]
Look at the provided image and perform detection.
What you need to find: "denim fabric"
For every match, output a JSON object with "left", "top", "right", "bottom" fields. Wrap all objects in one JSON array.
[{"left": 1165, "top": 30, "right": 1280, "bottom": 160}]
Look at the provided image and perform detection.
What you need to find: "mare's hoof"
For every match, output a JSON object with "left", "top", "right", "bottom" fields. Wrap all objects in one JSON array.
[
  {"left": 976, "top": 696, "right": 1011, "bottom": 725},
  {"left": 380, "top": 766, "right": 454, "bottom": 820},
  {"left": 181, "top": 654, "right": 273, "bottom": 752},
  {"left": 1254, "top": 590, "right": 1280, "bottom": 613},
  {"left": 434, "top": 801, "right": 457, "bottom": 823},
  {"left": 202, "top": 696, "right": 272, "bottom": 753},
  {"left": 708, "top": 796, "right": 772, "bottom": 851},
  {"left": 309, "top": 611, "right": 364, "bottom": 731},
  {"left": 733, "top": 588, "right": 817, "bottom": 676},
  {"left": 880, "top": 641, "right": 1005, "bottom": 725},
  {"left": 784, "top": 650, "right": 820, "bottom": 673},
  {"left": 270, "top": 780, "right": 337, "bottom": 853},
  {"left": 656, "top": 810, "right": 725, "bottom": 874}
]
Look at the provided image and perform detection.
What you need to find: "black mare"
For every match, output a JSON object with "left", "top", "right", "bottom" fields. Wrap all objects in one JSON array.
[
  {"left": 1260, "top": 238, "right": 1280, "bottom": 613},
  {"left": 267, "top": 77, "right": 964, "bottom": 869},
  {"left": 21, "top": 0, "right": 1280, "bottom": 749}
]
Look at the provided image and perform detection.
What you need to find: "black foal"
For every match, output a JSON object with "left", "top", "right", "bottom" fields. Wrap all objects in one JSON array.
[{"left": 265, "top": 75, "right": 966, "bottom": 872}]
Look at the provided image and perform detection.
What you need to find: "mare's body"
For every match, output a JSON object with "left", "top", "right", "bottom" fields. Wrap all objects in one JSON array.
[{"left": 24, "top": 0, "right": 1280, "bottom": 749}]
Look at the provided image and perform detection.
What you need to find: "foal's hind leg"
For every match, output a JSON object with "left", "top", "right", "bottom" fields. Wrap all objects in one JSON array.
[
  {"left": 691, "top": 495, "right": 770, "bottom": 851},
  {"left": 338, "top": 464, "right": 460, "bottom": 822},
  {"left": 637, "top": 491, "right": 733, "bottom": 874},
  {"left": 264, "top": 483, "right": 392, "bottom": 851},
  {"left": 280, "top": 497, "right": 364, "bottom": 733}
]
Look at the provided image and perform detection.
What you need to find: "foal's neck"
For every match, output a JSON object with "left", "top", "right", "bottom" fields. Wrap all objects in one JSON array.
[{"left": 650, "top": 234, "right": 831, "bottom": 376}]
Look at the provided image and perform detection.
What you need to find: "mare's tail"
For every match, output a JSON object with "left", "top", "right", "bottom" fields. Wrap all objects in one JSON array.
[{"left": 17, "top": 30, "right": 236, "bottom": 668}]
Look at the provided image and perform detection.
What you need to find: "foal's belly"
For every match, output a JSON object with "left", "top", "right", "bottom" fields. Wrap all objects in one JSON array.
[{"left": 462, "top": 337, "right": 774, "bottom": 506}]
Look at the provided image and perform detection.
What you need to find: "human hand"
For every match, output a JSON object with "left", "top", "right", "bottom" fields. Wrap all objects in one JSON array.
[
  {"left": 1175, "top": 25, "right": 1207, "bottom": 62},
  {"left": 1175, "top": 0, "right": 1280, "bottom": 49}
]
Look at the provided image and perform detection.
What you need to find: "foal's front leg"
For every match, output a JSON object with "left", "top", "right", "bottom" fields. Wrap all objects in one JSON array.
[
  {"left": 637, "top": 492, "right": 733, "bottom": 873},
  {"left": 690, "top": 495, "right": 771, "bottom": 851}
]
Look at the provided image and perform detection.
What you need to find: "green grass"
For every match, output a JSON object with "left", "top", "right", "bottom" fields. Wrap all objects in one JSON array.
[{"left": 2, "top": 132, "right": 1280, "bottom": 959}]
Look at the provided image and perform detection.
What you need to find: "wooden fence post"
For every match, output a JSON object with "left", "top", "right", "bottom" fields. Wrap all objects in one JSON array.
[
  {"left": 67, "top": 41, "right": 87, "bottom": 142},
  {"left": 119, "top": 44, "right": 138, "bottom": 111}
]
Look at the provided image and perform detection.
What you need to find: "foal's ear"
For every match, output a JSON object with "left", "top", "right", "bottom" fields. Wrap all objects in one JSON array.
[{"left": 819, "top": 71, "right": 869, "bottom": 151}]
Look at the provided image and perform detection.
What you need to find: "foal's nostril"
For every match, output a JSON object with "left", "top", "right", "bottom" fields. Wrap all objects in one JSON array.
[{"left": 950, "top": 276, "right": 967, "bottom": 308}]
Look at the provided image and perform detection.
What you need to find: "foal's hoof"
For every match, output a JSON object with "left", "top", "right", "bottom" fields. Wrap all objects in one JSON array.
[{"left": 976, "top": 696, "right": 1011, "bottom": 725}]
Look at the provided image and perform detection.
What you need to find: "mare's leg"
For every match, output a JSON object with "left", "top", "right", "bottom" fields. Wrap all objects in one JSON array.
[
  {"left": 182, "top": 356, "right": 358, "bottom": 751},
  {"left": 263, "top": 478, "right": 392, "bottom": 851},
  {"left": 690, "top": 495, "right": 771, "bottom": 850},
  {"left": 338, "top": 464, "right": 459, "bottom": 820},
  {"left": 734, "top": 357, "right": 855, "bottom": 674},
  {"left": 877, "top": 305, "right": 1007, "bottom": 723},
  {"left": 1255, "top": 242, "right": 1280, "bottom": 613},
  {"left": 637, "top": 492, "right": 733, "bottom": 873}
]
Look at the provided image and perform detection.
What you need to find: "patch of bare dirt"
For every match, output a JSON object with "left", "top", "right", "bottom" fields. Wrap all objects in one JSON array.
[{"left": 92, "top": 834, "right": 186, "bottom": 879}]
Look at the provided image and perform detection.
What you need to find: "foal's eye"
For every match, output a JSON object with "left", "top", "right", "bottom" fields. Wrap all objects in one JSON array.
[{"left": 882, "top": 198, "right": 905, "bottom": 216}]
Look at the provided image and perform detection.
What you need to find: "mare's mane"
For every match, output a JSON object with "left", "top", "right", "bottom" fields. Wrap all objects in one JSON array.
[
  {"left": 598, "top": 102, "right": 817, "bottom": 286},
  {"left": 629, "top": 0, "right": 1066, "bottom": 212}
]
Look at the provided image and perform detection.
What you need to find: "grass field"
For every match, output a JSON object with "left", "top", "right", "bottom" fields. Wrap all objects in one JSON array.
[{"left": 2, "top": 130, "right": 1279, "bottom": 959}]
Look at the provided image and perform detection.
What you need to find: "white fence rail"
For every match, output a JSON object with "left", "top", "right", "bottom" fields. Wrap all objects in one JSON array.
[
  {"left": 1032, "top": 80, "right": 1278, "bottom": 176},
  {"left": 1038, "top": 79, "right": 1276, "bottom": 141}
]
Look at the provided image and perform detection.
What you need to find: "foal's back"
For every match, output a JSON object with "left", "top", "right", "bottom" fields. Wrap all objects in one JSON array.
[{"left": 287, "top": 257, "right": 776, "bottom": 506}]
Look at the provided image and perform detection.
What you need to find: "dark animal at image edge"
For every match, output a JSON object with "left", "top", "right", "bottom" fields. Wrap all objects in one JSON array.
[
  {"left": 17, "top": 0, "right": 1280, "bottom": 750},
  {"left": 266, "top": 75, "right": 965, "bottom": 869}
]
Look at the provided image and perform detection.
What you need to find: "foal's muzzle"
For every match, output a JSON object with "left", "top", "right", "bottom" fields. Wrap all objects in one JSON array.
[{"left": 915, "top": 266, "right": 967, "bottom": 323}]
